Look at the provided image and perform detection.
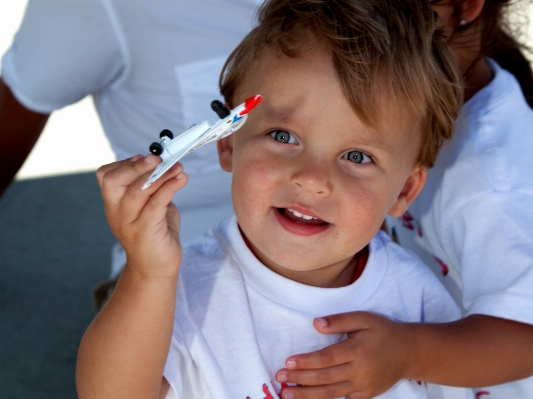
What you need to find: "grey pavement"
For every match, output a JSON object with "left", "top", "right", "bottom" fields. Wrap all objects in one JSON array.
[{"left": 0, "top": 172, "right": 114, "bottom": 398}]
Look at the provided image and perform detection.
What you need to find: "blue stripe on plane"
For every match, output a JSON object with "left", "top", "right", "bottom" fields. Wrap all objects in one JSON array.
[{"left": 232, "top": 114, "right": 244, "bottom": 123}]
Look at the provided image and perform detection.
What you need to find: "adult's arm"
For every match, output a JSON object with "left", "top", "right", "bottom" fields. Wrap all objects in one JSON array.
[
  {"left": 0, "top": 77, "right": 49, "bottom": 196},
  {"left": 0, "top": 0, "right": 125, "bottom": 196},
  {"left": 408, "top": 314, "right": 533, "bottom": 385}
]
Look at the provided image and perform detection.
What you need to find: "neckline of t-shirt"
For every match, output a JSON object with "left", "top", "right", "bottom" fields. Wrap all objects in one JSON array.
[
  {"left": 463, "top": 58, "right": 514, "bottom": 118},
  {"left": 221, "top": 216, "right": 389, "bottom": 314}
]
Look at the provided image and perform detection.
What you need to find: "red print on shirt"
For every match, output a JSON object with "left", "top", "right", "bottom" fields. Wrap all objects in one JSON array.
[
  {"left": 246, "top": 382, "right": 305, "bottom": 399},
  {"left": 475, "top": 391, "right": 490, "bottom": 399},
  {"left": 399, "top": 211, "right": 423, "bottom": 237},
  {"left": 280, "top": 382, "right": 303, "bottom": 389},
  {"left": 246, "top": 383, "right": 276, "bottom": 399},
  {"left": 434, "top": 256, "right": 449, "bottom": 276},
  {"left": 263, "top": 383, "right": 276, "bottom": 399},
  {"left": 401, "top": 211, "right": 415, "bottom": 230}
]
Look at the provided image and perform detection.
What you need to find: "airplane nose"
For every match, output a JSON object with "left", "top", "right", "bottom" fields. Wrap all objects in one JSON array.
[{"left": 242, "top": 94, "right": 262, "bottom": 115}]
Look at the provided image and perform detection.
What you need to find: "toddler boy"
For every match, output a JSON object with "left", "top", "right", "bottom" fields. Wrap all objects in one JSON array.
[{"left": 76, "top": 0, "right": 466, "bottom": 398}]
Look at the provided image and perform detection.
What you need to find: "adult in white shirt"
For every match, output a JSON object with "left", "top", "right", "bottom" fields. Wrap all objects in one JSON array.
[{"left": 0, "top": 0, "right": 260, "bottom": 298}]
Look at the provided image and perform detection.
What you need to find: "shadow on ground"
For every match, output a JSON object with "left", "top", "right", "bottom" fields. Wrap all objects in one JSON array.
[{"left": 0, "top": 172, "right": 114, "bottom": 398}]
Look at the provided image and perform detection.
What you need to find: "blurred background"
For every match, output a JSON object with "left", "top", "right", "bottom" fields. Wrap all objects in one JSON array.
[
  {"left": 1, "top": 1, "right": 115, "bottom": 398},
  {"left": 1, "top": 0, "right": 533, "bottom": 398},
  {"left": 0, "top": 0, "right": 114, "bottom": 178}
]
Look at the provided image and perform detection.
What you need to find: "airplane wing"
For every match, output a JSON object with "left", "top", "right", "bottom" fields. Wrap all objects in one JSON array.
[
  {"left": 179, "top": 119, "right": 233, "bottom": 156},
  {"left": 142, "top": 123, "right": 231, "bottom": 190},
  {"left": 142, "top": 94, "right": 261, "bottom": 190},
  {"left": 141, "top": 145, "right": 193, "bottom": 190}
]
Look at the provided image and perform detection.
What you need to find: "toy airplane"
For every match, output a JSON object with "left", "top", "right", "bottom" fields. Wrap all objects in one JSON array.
[{"left": 142, "top": 94, "right": 262, "bottom": 190}]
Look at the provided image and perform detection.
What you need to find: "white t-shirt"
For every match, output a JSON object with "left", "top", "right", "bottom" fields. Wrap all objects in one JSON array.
[
  {"left": 387, "top": 59, "right": 533, "bottom": 397},
  {"left": 1, "top": 0, "right": 260, "bottom": 244},
  {"left": 163, "top": 216, "right": 471, "bottom": 399}
]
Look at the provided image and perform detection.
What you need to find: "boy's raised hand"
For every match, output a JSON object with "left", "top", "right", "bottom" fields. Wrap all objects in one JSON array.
[
  {"left": 97, "top": 154, "right": 188, "bottom": 278},
  {"left": 77, "top": 154, "right": 187, "bottom": 399},
  {"left": 276, "top": 311, "right": 414, "bottom": 399}
]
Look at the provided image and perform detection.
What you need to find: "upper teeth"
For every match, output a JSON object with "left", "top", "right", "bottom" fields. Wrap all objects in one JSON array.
[{"left": 288, "top": 208, "right": 317, "bottom": 220}]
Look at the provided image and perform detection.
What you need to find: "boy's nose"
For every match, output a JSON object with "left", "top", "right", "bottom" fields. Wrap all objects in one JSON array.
[{"left": 290, "top": 164, "right": 332, "bottom": 196}]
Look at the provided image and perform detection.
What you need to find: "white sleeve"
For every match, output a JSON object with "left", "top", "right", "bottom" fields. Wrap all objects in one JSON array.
[
  {"left": 1, "top": 0, "right": 125, "bottom": 113},
  {"left": 163, "top": 382, "right": 177, "bottom": 399},
  {"left": 421, "top": 282, "right": 461, "bottom": 324},
  {"left": 380, "top": 235, "right": 461, "bottom": 324},
  {"left": 418, "top": 264, "right": 462, "bottom": 324},
  {"left": 450, "top": 191, "right": 533, "bottom": 324},
  {"left": 427, "top": 384, "right": 475, "bottom": 399},
  {"left": 163, "top": 323, "right": 209, "bottom": 399}
]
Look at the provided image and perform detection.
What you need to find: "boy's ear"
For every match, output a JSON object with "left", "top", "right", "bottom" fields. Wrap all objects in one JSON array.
[
  {"left": 217, "top": 135, "right": 234, "bottom": 172},
  {"left": 388, "top": 166, "right": 427, "bottom": 217}
]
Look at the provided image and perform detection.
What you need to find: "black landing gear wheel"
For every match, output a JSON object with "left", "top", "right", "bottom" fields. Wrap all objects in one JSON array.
[{"left": 149, "top": 142, "right": 164, "bottom": 156}]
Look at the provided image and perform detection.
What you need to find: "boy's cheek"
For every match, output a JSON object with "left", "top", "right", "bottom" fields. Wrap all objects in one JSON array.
[
  {"left": 233, "top": 160, "right": 273, "bottom": 198},
  {"left": 231, "top": 156, "right": 283, "bottom": 208}
]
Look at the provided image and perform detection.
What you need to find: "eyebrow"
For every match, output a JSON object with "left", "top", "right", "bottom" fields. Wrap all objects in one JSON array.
[
  {"left": 260, "top": 104, "right": 299, "bottom": 124},
  {"left": 356, "top": 134, "right": 395, "bottom": 155}
]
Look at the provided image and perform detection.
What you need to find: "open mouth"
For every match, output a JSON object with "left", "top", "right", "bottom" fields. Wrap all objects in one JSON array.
[{"left": 277, "top": 208, "right": 329, "bottom": 226}]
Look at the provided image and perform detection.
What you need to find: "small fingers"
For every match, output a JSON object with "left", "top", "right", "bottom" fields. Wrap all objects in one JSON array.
[
  {"left": 119, "top": 160, "right": 186, "bottom": 224},
  {"left": 277, "top": 361, "right": 354, "bottom": 387},
  {"left": 284, "top": 339, "right": 357, "bottom": 370},
  {"left": 135, "top": 171, "right": 188, "bottom": 229},
  {"left": 102, "top": 154, "right": 161, "bottom": 191},
  {"left": 98, "top": 154, "right": 187, "bottom": 231},
  {"left": 100, "top": 154, "right": 173, "bottom": 205},
  {"left": 312, "top": 311, "right": 374, "bottom": 334},
  {"left": 96, "top": 154, "right": 143, "bottom": 188},
  {"left": 98, "top": 154, "right": 159, "bottom": 211}
]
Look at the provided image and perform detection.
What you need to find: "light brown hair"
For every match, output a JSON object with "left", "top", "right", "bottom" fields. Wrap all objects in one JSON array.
[{"left": 219, "top": 0, "right": 463, "bottom": 167}]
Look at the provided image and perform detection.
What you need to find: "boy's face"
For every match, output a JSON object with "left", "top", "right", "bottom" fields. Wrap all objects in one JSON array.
[{"left": 218, "top": 47, "right": 426, "bottom": 288}]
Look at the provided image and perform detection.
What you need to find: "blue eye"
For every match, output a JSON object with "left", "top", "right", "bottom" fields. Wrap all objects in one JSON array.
[
  {"left": 270, "top": 130, "right": 296, "bottom": 144},
  {"left": 344, "top": 150, "right": 371, "bottom": 164}
]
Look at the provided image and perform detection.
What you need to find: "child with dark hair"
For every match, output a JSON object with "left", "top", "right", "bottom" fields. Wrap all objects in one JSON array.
[{"left": 76, "top": 1, "right": 467, "bottom": 398}]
